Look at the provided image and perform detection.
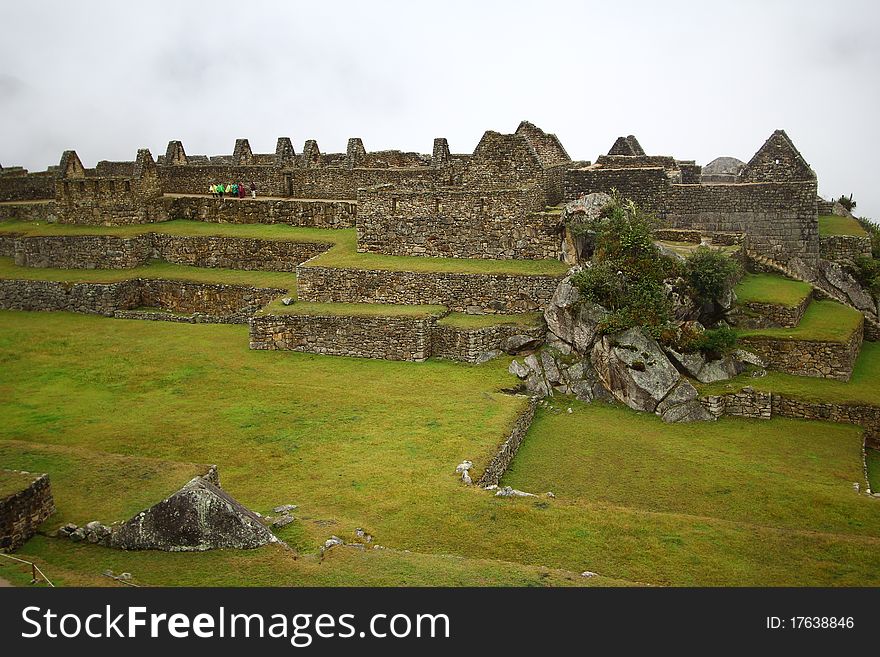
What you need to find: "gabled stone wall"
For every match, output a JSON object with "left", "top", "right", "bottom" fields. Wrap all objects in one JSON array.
[{"left": 0, "top": 471, "right": 55, "bottom": 551}]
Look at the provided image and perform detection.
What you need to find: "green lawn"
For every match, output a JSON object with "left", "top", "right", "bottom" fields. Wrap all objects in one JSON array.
[
  {"left": 0, "top": 219, "right": 344, "bottom": 244},
  {"left": 0, "top": 468, "right": 38, "bottom": 499},
  {"left": 504, "top": 402, "right": 875, "bottom": 536},
  {"left": 867, "top": 449, "right": 880, "bottom": 492},
  {"left": 819, "top": 215, "right": 868, "bottom": 237},
  {"left": 3, "top": 310, "right": 880, "bottom": 586},
  {"left": 306, "top": 230, "right": 569, "bottom": 276},
  {"left": 0, "top": 257, "right": 297, "bottom": 291},
  {"left": 698, "top": 341, "right": 880, "bottom": 406},
  {"left": 257, "top": 300, "right": 446, "bottom": 318},
  {"left": 738, "top": 300, "right": 862, "bottom": 343},
  {"left": 735, "top": 273, "right": 812, "bottom": 307},
  {"left": 436, "top": 312, "right": 543, "bottom": 329}
]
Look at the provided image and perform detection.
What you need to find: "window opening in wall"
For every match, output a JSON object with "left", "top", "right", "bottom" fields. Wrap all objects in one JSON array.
[
  {"left": 435, "top": 198, "right": 441, "bottom": 214},
  {"left": 480, "top": 197, "right": 486, "bottom": 214},
  {"left": 109, "top": 180, "right": 115, "bottom": 192},
  {"left": 391, "top": 197, "right": 398, "bottom": 214},
  {"left": 94, "top": 181, "right": 100, "bottom": 193},
  {"left": 63, "top": 181, "right": 69, "bottom": 193},
  {"left": 124, "top": 180, "right": 131, "bottom": 192},
  {"left": 78, "top": 181, "right": 85, "bottom": 192}
]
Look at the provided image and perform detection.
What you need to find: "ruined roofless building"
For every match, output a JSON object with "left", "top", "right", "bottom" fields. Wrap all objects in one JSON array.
[{"left": 0, "top": 122, "right": 820, "bottom": 277}]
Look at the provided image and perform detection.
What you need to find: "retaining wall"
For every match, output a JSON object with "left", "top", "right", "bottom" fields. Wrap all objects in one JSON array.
[
  {"left": 431, "top": 322, "right": 544, "bottom": 363},
  {"left": 477, "top": 397, "right": 539, "bottom": 486},
  {"left": 168, "top": 196, "right": 356, "bottom": 228},
  {"left": 249, "top": 312, "right": 439, "bottom": 361},
  {"left": 820, "top": 235, "right": 872, "bottom": 264},
  {"left": 0, "top": 279, "right": 285, "bottom": 322},
  {"left": 0, "top": 472, "right": 55, "bottom": 552},
  {"left": 729, "top": 292, "right": 812, "bottom": 329},
  {"left": 10, "top": 233, "right": 332, "bottom": 271},
  {"left": 296, "top": 264, "right": 562, "bottom": 313},
  {"left": 739, "top": 320, "right": 863, "bottom": 381}
]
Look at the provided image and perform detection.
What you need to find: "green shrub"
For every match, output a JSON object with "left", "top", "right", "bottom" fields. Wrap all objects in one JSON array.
[
  {"left": 695, "top": 326, "right": 738, "bottom": 359},
  {"left": 855, "top": 218, "right": 880, "bottom": 259},
  {"left": 851, "top": 256, "right": 880, "bottom": 297},
  {"left": 570, "top": 263, "right": 624, "bottom": 310},
  {"left": 685, "top": 246, "right": 743, "bottom": 303}
]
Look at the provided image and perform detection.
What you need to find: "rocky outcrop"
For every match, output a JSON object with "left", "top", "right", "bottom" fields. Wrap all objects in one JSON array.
[
  {"left": 591, "top": 327, "right": 714, "bottom": 422},
  {"left": 543, "top": 274, "right": 608, "bottom": 352},
  {"left": 818, "top": 260, "right": 877, "bottom": 315}
]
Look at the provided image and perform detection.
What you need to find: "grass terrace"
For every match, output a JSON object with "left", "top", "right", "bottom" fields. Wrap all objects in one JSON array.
[
  {"left": 737, "top": 300, "right": 862, "bottom": 343},
  {"left": 2, "top": 311, "right": 880, "bottom": 586},
  {"left": 305, "top": 230, "right": 569, "bottom": 276},
  {"left": 436, "top": 312, "right": 543, "bottom": 329},
  {"left": 257, "top": 300, "right": 446, "bottom": 318},
  {"left": 0, "top": 257, "right": 297, "bottom": 291},
  {"left": 819, "top": 215, "right": 869, "bottom": 237},
  {"left": 867, "top": 449, "right": 880, "bottom": 492},
  {"left": 0, "top": 219, "right": 345, "bottom": 245},
  {"left": 0, "top": 468, "right": 38, "bottom": 499},
  {"left": 504, "top": 401, "right": 877, "bottom": 537},
  {"left": 735, "top": 273, "right": 813, "bottom": 307},
  {"left": 698, "top": 341, "right": 880, "bottom": 406}
]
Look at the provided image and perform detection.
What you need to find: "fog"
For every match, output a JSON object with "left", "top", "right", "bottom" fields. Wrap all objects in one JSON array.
[{"left": 2, "top": 0, "right": 878, "bottom": 216}]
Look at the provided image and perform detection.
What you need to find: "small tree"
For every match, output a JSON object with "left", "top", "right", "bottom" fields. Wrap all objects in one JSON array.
[
  {"left": 837, "top": 194, "right": 857, "bottom": 212},
  {"left": 685, "top": 246, "right": 743, "bottom": 304}
]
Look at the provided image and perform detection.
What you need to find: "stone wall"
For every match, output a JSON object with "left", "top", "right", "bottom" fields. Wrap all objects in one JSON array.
[
  {"left": 0, "top": 201, "right": 60, "bottom": 223},
  {"left": 654, "top": 228, "right": 744, "bottom": 246},
  {"left": 249, "top": 312, "right": 439, "bottom": 361},
  {"left": 356, "top": 186, "right": 558, "bottom": 259},
  {"left": 477, "top": 397, "right": 538, "bottom": 486},
  {"left": 701, "top": 387, "right": 880, "bottom": 449},
  {"left": 296, "top": 264, "right": 562, "bottom": 313},
  {"left": 0, "top": 172, "right": 56, "bottom": 202},
  {"left": 14, "top": 235, "right": 154, "bottom": 269},
  {"left": 820, "top": 235, "right": 872, "bottom": 264},
  {"left": 0, "top": 472, "right": 55, "bottom": 551},
  {"left": 431, "top": 322, "right": 544, "bottom": 363},
  {"left": 564, "top": 166, "right": 819, "bottom": 273},
  {"left": 0, "top": 278, "right": 285, "bottom": 322},
  {"left": 739, "top": 319, "right": 863, "bottom": 381},
  {"left": 729, "top": 292, "right": 812, "bottom": 329},
  {"left": 701, "top": 387, "right": 773, "bottom": 420},
  {"left": 11, "top": 233, "right": 331, "bottom": 271},
  {"left": 168, "top": 195, "right": 356, "bottom": 228}
]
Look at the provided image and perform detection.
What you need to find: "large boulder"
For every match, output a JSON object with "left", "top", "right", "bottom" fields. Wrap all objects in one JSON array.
[
  {"left": 655, "top": 379, "right": 713, "bottom": 423},
  {"left": 695, "top": 355, "right": 742, "bottom": 384},
  {"left": 591, "top": 328, "right": 681, "bottom": 413},
  {"left": 110, "top": 477, "right": 277, "bottom": 551},
  {"left": 509, "top": 348, "right": 609, "bottom": 402},
  {"left": 543, "top": 274, "right": 608, "bottom": 353},
  {"left": 819, "top": 260, "right": 877, "bottom": 315},
  {"left": 561, "top": 192, "right": 612, "bottom": 264}
]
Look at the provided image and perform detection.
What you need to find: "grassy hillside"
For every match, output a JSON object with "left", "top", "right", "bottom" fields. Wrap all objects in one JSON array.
[{"left": 1, "top": 310, "right": 879, "bottom": 586}]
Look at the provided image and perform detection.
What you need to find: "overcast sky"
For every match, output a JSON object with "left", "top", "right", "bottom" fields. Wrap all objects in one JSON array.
[{"left": 2, "top": 0, "right": 878, "bottom": 216}]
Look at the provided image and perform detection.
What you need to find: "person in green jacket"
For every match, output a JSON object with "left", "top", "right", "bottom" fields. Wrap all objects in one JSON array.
[{"left": 231, "top": 183, "right": 238, "bottom": 197}]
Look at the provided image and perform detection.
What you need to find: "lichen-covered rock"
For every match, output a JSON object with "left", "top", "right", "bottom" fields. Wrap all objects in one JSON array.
[
  {"left": 663, "top": 345, "right": 706, "bottom": 379},
  {"left": 655, "top": 379, "right": 713, "bottom": 422},
  {"left": 819, "top": 260, "right": 877, "bottom": 314},
  {"left": 696, "top": 355, "right": 742, "bottom": 384},
  {"left": 501, "top": 333, "right": 543, "bottom": 354},
  {"left": 591, "top": 328, "right": 681, "bottom": 413},
  {"left": 110, "top": 477, "right": 276, "bottom": 551},
  {"left": 543, "top": 274, "right": 608, "bottom": 354}
]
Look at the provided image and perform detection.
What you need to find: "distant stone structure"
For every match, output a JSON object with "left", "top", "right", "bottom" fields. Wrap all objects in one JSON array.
[{"left": 0, "top": 122, "right": 821, "bottom": 276}]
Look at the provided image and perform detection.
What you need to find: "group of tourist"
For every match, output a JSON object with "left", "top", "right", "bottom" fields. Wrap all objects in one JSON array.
[{"left": 210, "top": 182, "right": 257, "bottom": 199}]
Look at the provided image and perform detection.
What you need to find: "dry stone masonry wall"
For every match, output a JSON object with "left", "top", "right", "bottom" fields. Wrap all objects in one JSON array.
[
  {"left": 431, "top": 322, "right": 544, "bottom": 363},
  {"left": 820, "top": 235, "right": 872, "bottom": 264},
  {"left": 295, "top": 264, "right": 562, "bottom": 314},
  {"left": 0, "top": 472, "right": 55, "bottom": 551},
  {"left": 0, "top": 278, "right": 285, "bottom": 322},
  {"left": 739, "top": 320, "right": 864, "bottom": 382},
  {"left": 249, "top": 312, "right": 441, "bottom": 361},
  {"left": 11, "top": 233, "right": 332, "bottom": 271}
]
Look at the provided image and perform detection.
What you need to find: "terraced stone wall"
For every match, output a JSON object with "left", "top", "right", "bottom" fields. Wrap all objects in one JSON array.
[
  {"left": 11, "top": 233, "right": 331, "bottom": 271},
  {"left": 0, "top": 278, "right": 284, "bottom": 322},
  {"left": 168, "top": 196, "right": 356, "bottom": 228},
  {"left": 431, "top": 322, "right": 544, "bottom": 363},
  {"left": 249, "top": 312, "right": 438, "bottom": 361},
  {"left": 296, "top": 264, "right": 562, "bottom": 313},
  {"left": 729, "top": 292, "right": 812, "bottom": 329},
  {"left": 820, "top": 235, "right": 872, "bottom": 264},
  {"left": 357, "top": 186, "right": 557, "bottom": 259},
  {"left": 0, "top": 472, "right": 55, "bottom": 551},
  {"left": 739, "top": 320, "right": 864, "bottom": 381}
]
